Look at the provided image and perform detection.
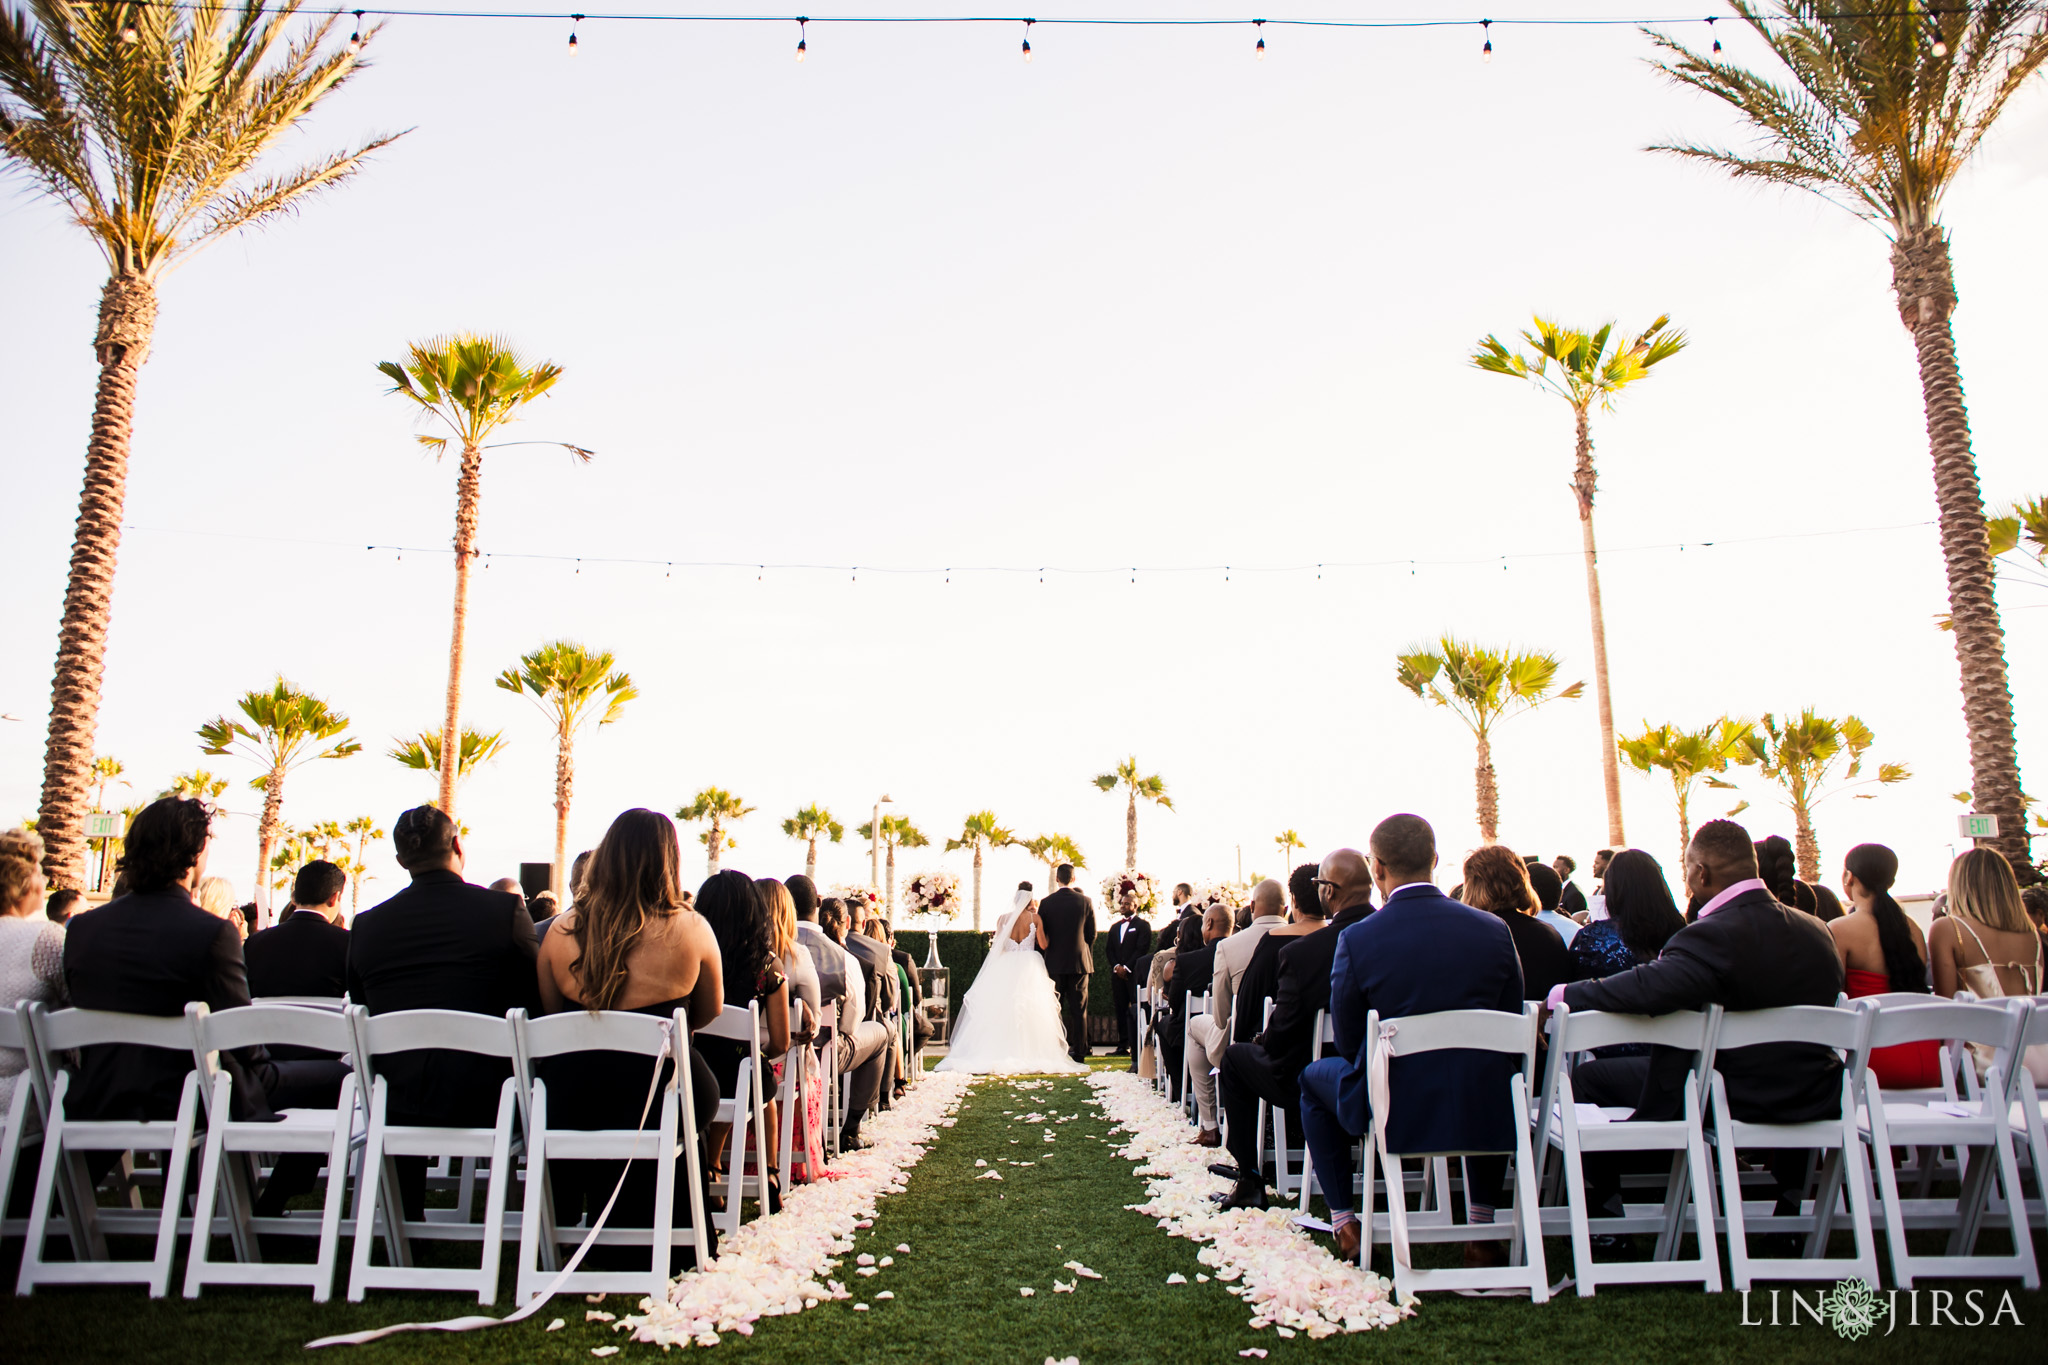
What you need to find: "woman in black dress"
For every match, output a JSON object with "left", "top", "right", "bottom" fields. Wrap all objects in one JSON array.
[
  {"left": 693, "top": 870, "right": 793, "bottom": 1204},
  {"left": 1461, "top": 844, "right": 1572, "bottom": 1002},
  {"left": 535, "top": 808, "right": 725, "bottom": 1269}
]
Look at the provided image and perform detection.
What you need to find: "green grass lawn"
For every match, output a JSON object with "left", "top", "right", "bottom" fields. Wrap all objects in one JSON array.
[{"left": 5, "top": 1059, "right": 2045, "bottom": 1363}]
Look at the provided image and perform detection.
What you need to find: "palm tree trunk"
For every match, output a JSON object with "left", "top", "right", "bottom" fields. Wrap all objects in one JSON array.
[
  {"left": 973, "top": 845, "right": 984, "bottom": 932},
  {"left": 1125, "top": 788, "right": 1137, "bottom": 870},
  {"left": 708, "top": 822, "right": 722, "bottom": 875},
  {"left": 1673, "top": 775, "right": 1693, "bottom": 873},
  {"left": 1893, "top": 228, "right": 2032, "bottom": 879},
  {"left": 806, "top": 836, "right": 818, "bottom": 884},
  {"left": 552, "top": 738, "right": 573, "bottom": 896},
  {"left": 1474, "top": 731, "right": 1500, "bottom": 845},
  {"left": 438, "top": 441, "right": 485, "bottom": 818},
  {"left": 36, "top": 273, "right": 158, "bottom": 891},
  {"left": 352, "top": 833, "right": 368, "bottom": 915},
  {"left": 1573, "top": 407, "right": 1626, "bottom": 847},
  {"left": 885, "top": 843, "right": 896, "bottom": 911},
  {"left": 256, "top": 766, "right": 286, "bottom": 930},
  {"left": 1791, "top": 799, "right": 1820, "bottom": 886}
]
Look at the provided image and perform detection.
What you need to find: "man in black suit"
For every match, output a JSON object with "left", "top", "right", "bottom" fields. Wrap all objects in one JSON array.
[
  {"left": 1215, "top": 850, "right": 1374, "bottom": 1208},
  {"left": 1554, "top": 854, "right": 1587, "bottom": 919},
  {"left": 1107, "top": 900, "right": 1153, "bottom": 1061},
  {"left": 1550, "top": 819, "right": 1844, "bottom": 1221},
  {"left": 1162, "top": 904, "right": 1231, "bottom": 1102},
  {"left": 63, "top": 800, "right": 346, "bottom": 1189},
  {"left": 246, "top": 860, "right": 350, "bottom": 1001},
  {"left": 1037, "top": 864, "right": 1097, "bottom": 1063},
  {"left": 346, "top": 805, "right": 541, "bottom": 1220}
]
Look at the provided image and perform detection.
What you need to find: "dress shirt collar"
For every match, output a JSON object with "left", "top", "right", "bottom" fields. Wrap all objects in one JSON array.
[
  {"left": 1249, "top": 913, "right": 1285, "bottom": 927},
  {"left": 1384, "top": 882, "right": 1436, "bottom": 904},
  {"left": 1696, "top": 878, "right": 1767, "bottom": 919}
]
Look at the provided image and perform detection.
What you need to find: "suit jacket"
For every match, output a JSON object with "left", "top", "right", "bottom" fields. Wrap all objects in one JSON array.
[
  {"left": 845, "top": 932, "right": 898, "bottom": 1021},
  {"left": 1253, "top": 904, "right": 1371, "bottom": 1075},
  {"left": 795, "top": 921, "right": 848, "bottom": 1007},
  {"left": 1211, "top": 916, "right": 1283, "bottom": 1030},
  {"left": 345, "top": 870, "right": 540, "bottom": 1127},
  {"left": 1108, "top": 915, "right": 1153, "bottom": 973},
  {"left": 245, "top": 910, "right": 349, "bottom": 999},
  {"left": 1169, "top": 940, "right": 1219, "bottom": 1028},
  {"left": 62, "top": 887, "right": 280, "bottom": 1122},
  {"left": 1491, "top": 910, "right": 1572, "bottom": 1002},
  {"left": 1327, "top": 884, "right": 1524, "bottom": 1155},
  {"left": 1561, "top": 887, "right": 1845, "bottom": 1123},
  {"left": 1037, "top": 888, "right": 1096, "bottom": 977},
  {"left": 1560, "top": 881, "right": 1588, "bottom": 919},
  {"left": 1233, "top": 930, "right": 1290, "bottom": 1041}
]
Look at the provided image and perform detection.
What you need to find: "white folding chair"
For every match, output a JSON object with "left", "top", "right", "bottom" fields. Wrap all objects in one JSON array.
[
  {"left": 511, "top": 1007, "right": 711, "bottom": 1304},
  {"left": 180, "top": 1002, "right": 363, "bottom": 1301},
  {"left": 1, "top": 1005, "right": 79, "bottom": 1250},
  {"left": 345, "top": 1006, "right": 523, "bottom": 1304},
  {"left": 1858, "top": 998, "right": 2038, "bottom": 1288},
  {"left": 1250, "top": 999, "right": 1305, "bottom": 1200},
  {"left": 250, "top": 996, "right": 350, "bottom": 1011},
  {"left": 1364, "top": 1004, "right": 1550, "bottom": 1302},
  {"left": 696, "top": 1002, "right": 770, "bottom": 1238},
  {"left": 14, "top": 1004, "right": 207, "bottom": 1296},
  {"left": 2005, "top": 999, "right": 2048, "bottom": 1231},
  {"left": 1182, "top": 993, "right": 1209, "bottom": 1125},
  {"left": 1535, "top": 1004, "right": 1723, "bottom": 1295},
  {"left": 817, "top": 1026, "right": 842, "bottom": 1159},
  {"left": 1707, "top": 1005, "right": 1880, "bottom": 1291}
]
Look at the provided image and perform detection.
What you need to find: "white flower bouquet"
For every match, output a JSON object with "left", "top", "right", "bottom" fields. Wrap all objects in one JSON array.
[
  {"left": 831, "top": 884, "right": 886, "bottom": 922},
  {"left": 1100, "top": 870, "right": 1158, "bottom": 915},
  {"left": 902, "top": 870, "right": 964, "bottom": 920}
]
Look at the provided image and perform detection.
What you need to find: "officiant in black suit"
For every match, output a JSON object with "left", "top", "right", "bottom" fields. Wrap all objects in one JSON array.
[
  {"left": 1107, "top": 902, "right": 1152, "bottom": 1063},
  {"left": 1037, "top": 864, "right": 1097, "bottom": 1063}
]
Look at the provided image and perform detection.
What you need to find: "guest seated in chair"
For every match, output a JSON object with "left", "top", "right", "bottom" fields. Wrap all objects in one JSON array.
[
  {"left": 1297, "top": 815, "right": 1524, "bottom": 1267},
  {"left": 244, "top": 860, "right": 351, "bottom": 1004},
  {"left": 693, "top": 871, "right": 792, "bottom": 1207}
]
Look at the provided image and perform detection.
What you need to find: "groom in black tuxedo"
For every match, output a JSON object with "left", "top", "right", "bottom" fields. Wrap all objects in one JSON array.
[{"left": 1036, "top": 864, "right": 1097, "bottom": 1063}]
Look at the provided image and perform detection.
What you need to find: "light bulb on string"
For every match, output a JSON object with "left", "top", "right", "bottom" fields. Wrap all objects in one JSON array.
[
  {"left": 1707, "top": 16, "right": 1720, "bottom": 54},
  {"left": 348, "top": 10, "right": 364, "bottom": 54},
  {"left": 568, "top": 14, "right": 582, "bottom": 54},
  {"left": 1255, "top": 19, "right": 1266, "bottom": 60},
  {"left": 1931, "top": 37, "right": 1948, "bottom": 57},
  {"left": 795, "top": 16, "right": 807, "bottom": 62},
  {"left": 1481, "top": 19, "right": 1492, "bottom": 63},
  {"left": 119, "top": 5, "right": 138, "bottom": 44},
  {"left": 1021, "top": 18, "right": 1034, "bottom": 64}
]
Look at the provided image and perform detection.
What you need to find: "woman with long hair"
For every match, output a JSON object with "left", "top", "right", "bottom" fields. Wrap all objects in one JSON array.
[
  {"left": 1569, "top": 849, "right": 1685, "bottom": 984},
  {"left": 694, "top": 870, "right": 793, "bottom": 1204},
  {"left": 1752, "top": 835, "right": 1820, "bottom": 917},
  {"left": 196, "top": 874, "right": 247, "bottom": 938},
  {"left": 1459, "top": 845, "right": 1571, "bottom": 1002},
  {"left": 756, "top": 877, "right": 823, "bottom": 1184},
  {"left": 1831, "top": 843, "right": 1937, "bottom": 1089},
  {"left": 535, "top": 808, "right": 724, "bottom": 1269},
  {"left": 1929, "top": 848, "right": 2048, "bottom": 1086}
]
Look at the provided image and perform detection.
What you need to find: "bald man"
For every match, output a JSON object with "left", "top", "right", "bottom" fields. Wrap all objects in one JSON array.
[
  {"left": 1163, "top": 904, "right": 1233, "bottom": 1108},
  {"left": 1184, "top": 879, "right": 1286, "bottom": 1146}
]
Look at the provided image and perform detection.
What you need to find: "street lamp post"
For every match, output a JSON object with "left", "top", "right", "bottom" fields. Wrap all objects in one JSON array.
[{"left": 871, "top": 793, "right": 894, "bottom": 900}]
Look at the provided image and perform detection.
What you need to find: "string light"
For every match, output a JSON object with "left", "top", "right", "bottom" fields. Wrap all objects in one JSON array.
[
  {"left": 1255, "top": 18, "right": 1265, "bottom": 59},
  {"left": 795, "top": 15, "right": 807, "bottom": 61},
  {"left": 1481, "top": 18, "right": 1492, "bottom": 62},
  {"left": 348, "top": 9, "right": 364, "bottom": 52},
  {"left": 119, "top": 5, "right": 138, "bottom": 43},
  {"left": 1021, "top": 17, "right": 1033, "bottom": 63},
  {"left": 1707, "top": 15, "right": 1720, "bottom": 52},
  {"left": 567, "top": 12, "right": 580, "bottom": 53},
  {"left": 1931, "top": 31, "right": 1948, "bottom": 56}
]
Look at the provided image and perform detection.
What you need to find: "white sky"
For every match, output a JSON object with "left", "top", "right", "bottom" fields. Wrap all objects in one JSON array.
[{"left": 4, "top": 4, "right": 2044, "bottom": 924}]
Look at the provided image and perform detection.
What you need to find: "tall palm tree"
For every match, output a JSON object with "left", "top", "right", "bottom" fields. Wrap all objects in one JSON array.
[
  {"left": 1093, "top": 757, "right": 1172, "bottom": 870},
  {"left": 1396, "top": 637, "right": 1584, "bottom": 844},
  {"left": 945, "top": 810, "right": 1016, "bottom": 931},
  {"left": 4, "top": 2, "right": 399, "bottom": 889},
  {"left": 343, "top": 813, "right": 384, "bottom": 916},
  {"left": 860, "top": 814, "right": 929, "bottom": 911},
  {"left": 1274, "top": 829, "right": 1306, "bottom": 873},
  {"left": 380, "top": 335, "right": 588, "bottom": 818},
  {"left": 679, "top": 788, "right": 752, "bottom": 875},
  {"left": 1472, "top": 315, "right": 1686, "bottom": 847},
  {"left": 1645, "top": 1, "right": 2043, "bottom": 877},
  {"left": 160, "top": 770, "right": 229, "bottom": 802},
  {"left": 1617, "top": 717, "right": 1758, "bottom": 867},
  {"left": 89, "top": 755, "right": 125, "bottom": 889},
  {"left": 495, "top": 641, "right": 635, "bottom": 898},
  {"left": 1020, "top": 832, "right": 1087, "bottom": 895},
  {"left": 1741, "top": 710, "right": 1911, "bottom": 882},
  {"left": 388, "top": 726, "right": 509, "bottom": 794},
  {"left": 783, "top": 804, "right": 845, "bottom": 883},
  {"left": 197, "top": 679, "right": 359, "bottom": 926}
]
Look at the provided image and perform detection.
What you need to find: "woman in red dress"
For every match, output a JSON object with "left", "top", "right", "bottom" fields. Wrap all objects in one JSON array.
[{"left": 1830, "top": 843, "right": 1940, "bottom": 1090}]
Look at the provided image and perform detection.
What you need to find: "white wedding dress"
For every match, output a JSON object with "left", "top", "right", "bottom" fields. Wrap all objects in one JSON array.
[{"left": 936, "top": 897, "right": 1088, "bottom": 1075}]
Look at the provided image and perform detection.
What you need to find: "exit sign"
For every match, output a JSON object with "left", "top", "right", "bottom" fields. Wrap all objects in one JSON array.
[
  {"left": 85, "top": 811, "right": 122, "bottom": 839},
  {"left": 1958, "top": 813, "right": 2000, "bottom": 840}
]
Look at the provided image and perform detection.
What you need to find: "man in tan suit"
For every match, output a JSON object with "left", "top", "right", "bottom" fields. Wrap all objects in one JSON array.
[{"left": 1185, "top": 878, "right": 1285, "bottom": 1146}]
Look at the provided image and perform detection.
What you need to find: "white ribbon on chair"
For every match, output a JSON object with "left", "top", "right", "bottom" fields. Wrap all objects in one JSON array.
[
  {"left": 1367, "top": 1019, "right": 1398, "bottom": 1138},
  {"left": 308, "top": 1019, "right": 680, "bottom": 1349}
]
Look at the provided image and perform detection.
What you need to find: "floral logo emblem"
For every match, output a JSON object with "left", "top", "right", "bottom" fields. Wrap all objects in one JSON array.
[{"left": 1819, "top": 1278, "right": 1883, "bottom": 1340}]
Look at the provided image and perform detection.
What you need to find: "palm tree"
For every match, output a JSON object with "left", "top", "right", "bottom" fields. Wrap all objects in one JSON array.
[
  {"left": 783, "top": 804, "right": 845, "bottom": 883},
  {"left": 945, "top": 810, "right": 1016, "bottom": 931},
  {"left": 1274, "top": 829, "right": 1306, "bottom": 873},
  {"left": 160, "top": 770, "right": 229, "bottom": 802},
  {"left": 1617, "top": 718, "right": 1758, "bottom": 867},
  {"left": 4, "top": 2, "right": 399, "bottom": 890},
  {"left": 858, "top": 814, "right": 930, "bottom": 911},
  {"left": 1741, "top": 710, "right": 1911, "bottom": 882},
  {"left": 1645, "top": 2, "right": 2042, "bottom": 877},
  {"left": 380, "top": 335, "right": 588, "bottom": 818},
  {"left": 198, "top": 679, "right": 360, "bottom": 926},
  {"left": 89, "top": 755, "right": 126, "bottom": 889},
  {"left": 1093, "top": 757, "right": 1173, "bottom": 869},
  {"left": 388, "top": 726, "right": 509, "bottom": 794},
  {"left": 1472, "top": 315, "right": 1687, "bottom": 847},
  {"left": 1020, "top": 832, "right": 1087, "bottom": 894},
  {"left": 678, "top": 788, "right": 753, "bottom": 876},
  {"left": 343, "top": 814, "right": 384, "bottom": 916},
  {"left": 1396, "top": 637, "right": 1585, "bottom": 844},
  {"left": 495, "top": 641, "right": 635, "bottom": 898}
]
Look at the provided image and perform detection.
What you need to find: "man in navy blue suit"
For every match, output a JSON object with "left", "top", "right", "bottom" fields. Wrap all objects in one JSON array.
[{"left": 1297, "top": 814, "right": 1524, "bottom": 1266}]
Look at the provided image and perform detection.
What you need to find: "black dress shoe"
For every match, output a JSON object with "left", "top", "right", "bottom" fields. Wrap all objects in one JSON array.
[
  {"left": 1214, "top": 1180, "right": 1270, "bottom": 1212},
  {"left": 1208, "top": 1163, "right": 1244, "bottom": 1181},
  {"left": 840, "top": 1131, "right": 873, "bottom": 1152}
]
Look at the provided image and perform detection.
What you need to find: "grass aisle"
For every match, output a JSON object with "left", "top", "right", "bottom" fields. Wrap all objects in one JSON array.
[{"left": 5, "top": 1061, "right": 2044, "bottom": 1363}]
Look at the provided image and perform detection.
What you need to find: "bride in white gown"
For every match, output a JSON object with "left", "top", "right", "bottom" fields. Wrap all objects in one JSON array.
[{"left": 936, "top": 889, "right": 1088, "bottom": 1075}]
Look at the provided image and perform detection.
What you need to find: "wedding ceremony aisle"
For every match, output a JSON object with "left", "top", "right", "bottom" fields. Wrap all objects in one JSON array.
[{"left": 9, "top": 1058, "right": 2036, "bottom": 1364}]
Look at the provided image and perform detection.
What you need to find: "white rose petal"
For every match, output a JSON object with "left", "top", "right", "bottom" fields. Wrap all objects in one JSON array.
[
  {"left": 585, "top": 1310, "right": 615, "bottom": 1322},
  {"left": 853, "top": 1302, "right": 870, "bottom": 1312},
  {"left": 1019, "top": 1286, "right": 1035, "bottom": 1297},
  {"left": 545, "top": 1318, "right": 566, "bottom": 1331},
  {"left": 876, "top": 1291, "right": 895, "bottom": 1300},
  {"left": 895, "top": 1243, "right": 910, "bottom": 1253},
  {"left": 878, "top": 1256, "right": 894, "bottom": 1267},
  {"left": 591, "top": 1350, "right": 619, "bottom": 1359},
  {"left": 857, "top": 1253, "right": 876, "bottom": 1265},
  {"left": 1165, "top": 1273, "right": 1187, "bottom": 1284}
]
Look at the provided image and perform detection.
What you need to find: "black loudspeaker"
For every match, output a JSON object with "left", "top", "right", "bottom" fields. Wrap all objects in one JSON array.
[{"left": 520, "top": 862, "right": 554, "bottom": 899}]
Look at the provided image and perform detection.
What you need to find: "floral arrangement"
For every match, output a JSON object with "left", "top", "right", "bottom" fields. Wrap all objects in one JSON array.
[
  {"left": 1193, "top": 879, "right": 1252, "bottom": 913},
  {"left": 1100, "top": 870, "right": 1158, "bottom": 915},
  {"left": 831, "top": 884, "right": 886, "bottom": 923},
  {"left": 901, "top": 869, "right": 964, "bottom": 920}
]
